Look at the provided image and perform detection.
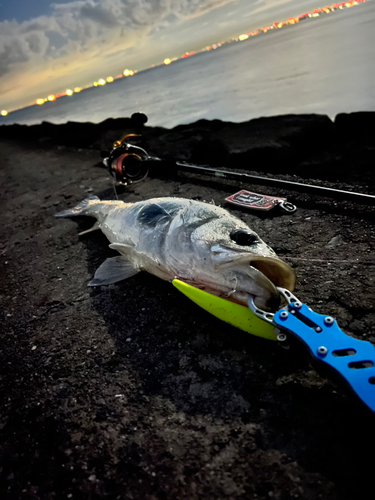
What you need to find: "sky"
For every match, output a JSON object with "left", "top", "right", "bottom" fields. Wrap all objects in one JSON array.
[{"left": 0, "top": 0, "right": 330, "bottom": 111}]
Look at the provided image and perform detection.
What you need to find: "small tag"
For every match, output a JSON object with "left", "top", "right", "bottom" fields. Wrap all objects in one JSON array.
[{"left": 226, "top": 190, "right": 286, "bottom": 211}]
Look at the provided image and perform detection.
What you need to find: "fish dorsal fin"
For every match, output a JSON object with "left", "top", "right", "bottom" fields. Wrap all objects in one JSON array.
[{"left": 88, "top": 256, "right": 140, "bottom": 286}]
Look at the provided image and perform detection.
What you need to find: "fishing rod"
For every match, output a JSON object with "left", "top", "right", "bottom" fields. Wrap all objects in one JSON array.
[
  {"left": 102, "top": 114, "right": 375, "bottom": 206},
  {"left": 170, "top": 162, "right": 375, "bottom": 206}
]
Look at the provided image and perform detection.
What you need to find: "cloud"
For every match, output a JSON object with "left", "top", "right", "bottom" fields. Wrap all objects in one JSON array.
[
  {"left": 0, "top": 0, "right": 240, "bottom": 78},
  {"left": 3, "top": 0, "right": 266, "bottom": 110}
]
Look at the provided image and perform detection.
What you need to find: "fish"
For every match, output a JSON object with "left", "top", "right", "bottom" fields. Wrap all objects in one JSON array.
[{"left": 55, "top": 196, "right": 295, "bottom": 311}]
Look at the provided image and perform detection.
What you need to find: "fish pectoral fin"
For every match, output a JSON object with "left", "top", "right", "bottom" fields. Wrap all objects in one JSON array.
[
  {"left": 88, "top": 256, "right": 140, "bottom": 286},
  {"left": 109, "top": 242, "right": 135, "bottom": 254},
  {"left": 78, "top": 222, "right": 100, "bottom": 236}
]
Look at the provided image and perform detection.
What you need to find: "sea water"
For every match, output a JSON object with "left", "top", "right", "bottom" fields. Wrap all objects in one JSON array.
[{"left": 1, "top": 1, "right": 374, "bottom": 128}]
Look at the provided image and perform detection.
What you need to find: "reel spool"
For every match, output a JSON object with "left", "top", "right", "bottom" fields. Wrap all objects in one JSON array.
[{"left": 102, "top": 138, "right": 149, "bottom": 185}]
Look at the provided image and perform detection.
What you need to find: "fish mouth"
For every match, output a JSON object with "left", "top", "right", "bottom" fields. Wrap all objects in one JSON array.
[
  {"left": 211, "top": 245, "right": 296, "bottom": 311},
  {"left": 217, "top": 245, "right": 295, "bottom": 292},
  {"left": 247, "top": 256, "right": 296, "bottom": 312},
  {"left": 249, "top": 256, "right": 296, "bottom": 291}
]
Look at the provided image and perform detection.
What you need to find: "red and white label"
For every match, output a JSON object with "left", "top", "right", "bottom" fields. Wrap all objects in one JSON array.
[{"left": 225, "top": 190, "right": 286, "bottom": 211}]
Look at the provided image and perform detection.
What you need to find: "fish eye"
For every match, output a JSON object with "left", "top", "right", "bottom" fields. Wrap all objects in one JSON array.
[{"left": 230, "top": 230, "right": 258, "bottom": 246}]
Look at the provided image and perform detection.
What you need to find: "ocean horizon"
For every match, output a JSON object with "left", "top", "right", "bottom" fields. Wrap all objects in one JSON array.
[{"left": 1, "top": 1, "right": 374, "bottom": 129}]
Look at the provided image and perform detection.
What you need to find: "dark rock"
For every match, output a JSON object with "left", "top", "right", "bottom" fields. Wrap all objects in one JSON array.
[
  {"left": 335, "top": 112, "right": 375, "bottom": 143},
  {"left": 191, "top": 138, "right": 230, "bottom": 166},
  {"left": 1, "top": 112, "right": 375, "bottom": 184}
]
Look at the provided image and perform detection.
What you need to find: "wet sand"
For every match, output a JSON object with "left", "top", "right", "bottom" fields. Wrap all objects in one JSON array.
[{"left": 1, "top": 113, "right": 375, "bottom": 499}]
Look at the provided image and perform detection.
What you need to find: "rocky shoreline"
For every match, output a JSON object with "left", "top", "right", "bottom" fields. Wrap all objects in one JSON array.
[
  {"left": 2, "top": 111, "right": 375, "bottom": 184},
  {"left": 1, "top": 113, "right": 375, "bottom": 499}
]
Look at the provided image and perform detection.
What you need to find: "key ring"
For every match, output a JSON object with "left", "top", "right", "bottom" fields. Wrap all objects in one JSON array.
[{"left": 278, "top": 200, "right": 297, "bottom": 213}]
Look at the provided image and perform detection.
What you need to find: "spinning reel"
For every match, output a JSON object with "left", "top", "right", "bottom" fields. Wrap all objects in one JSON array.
[
  {"left": 101, "top": 112, "right": 151, "bottom": 185},
  {"left": 102, "top": 136, "right": 149, "bottom": 185}
]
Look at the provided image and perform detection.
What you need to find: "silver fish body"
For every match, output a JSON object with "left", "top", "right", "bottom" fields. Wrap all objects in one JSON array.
[{"left": 56, "top": 196, "right": 295, "bottom": 310}]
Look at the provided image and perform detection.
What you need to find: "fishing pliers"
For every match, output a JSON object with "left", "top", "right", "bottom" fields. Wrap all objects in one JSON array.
[{"left": 173, "top": 280, "right": 375, "bottom": 412}]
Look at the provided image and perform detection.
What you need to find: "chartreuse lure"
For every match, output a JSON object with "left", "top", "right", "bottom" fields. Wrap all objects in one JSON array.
[
  {"left": 173, "top": 280, "right": 375, "bottom": 412},
  {"left": 173, "top": 279, "right": 276, "bottom": 340}
]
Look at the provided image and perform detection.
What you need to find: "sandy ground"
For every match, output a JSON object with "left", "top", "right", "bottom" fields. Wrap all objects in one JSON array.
[{"left": 1, "top": 116, "right": 375, "bottom": 499}]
